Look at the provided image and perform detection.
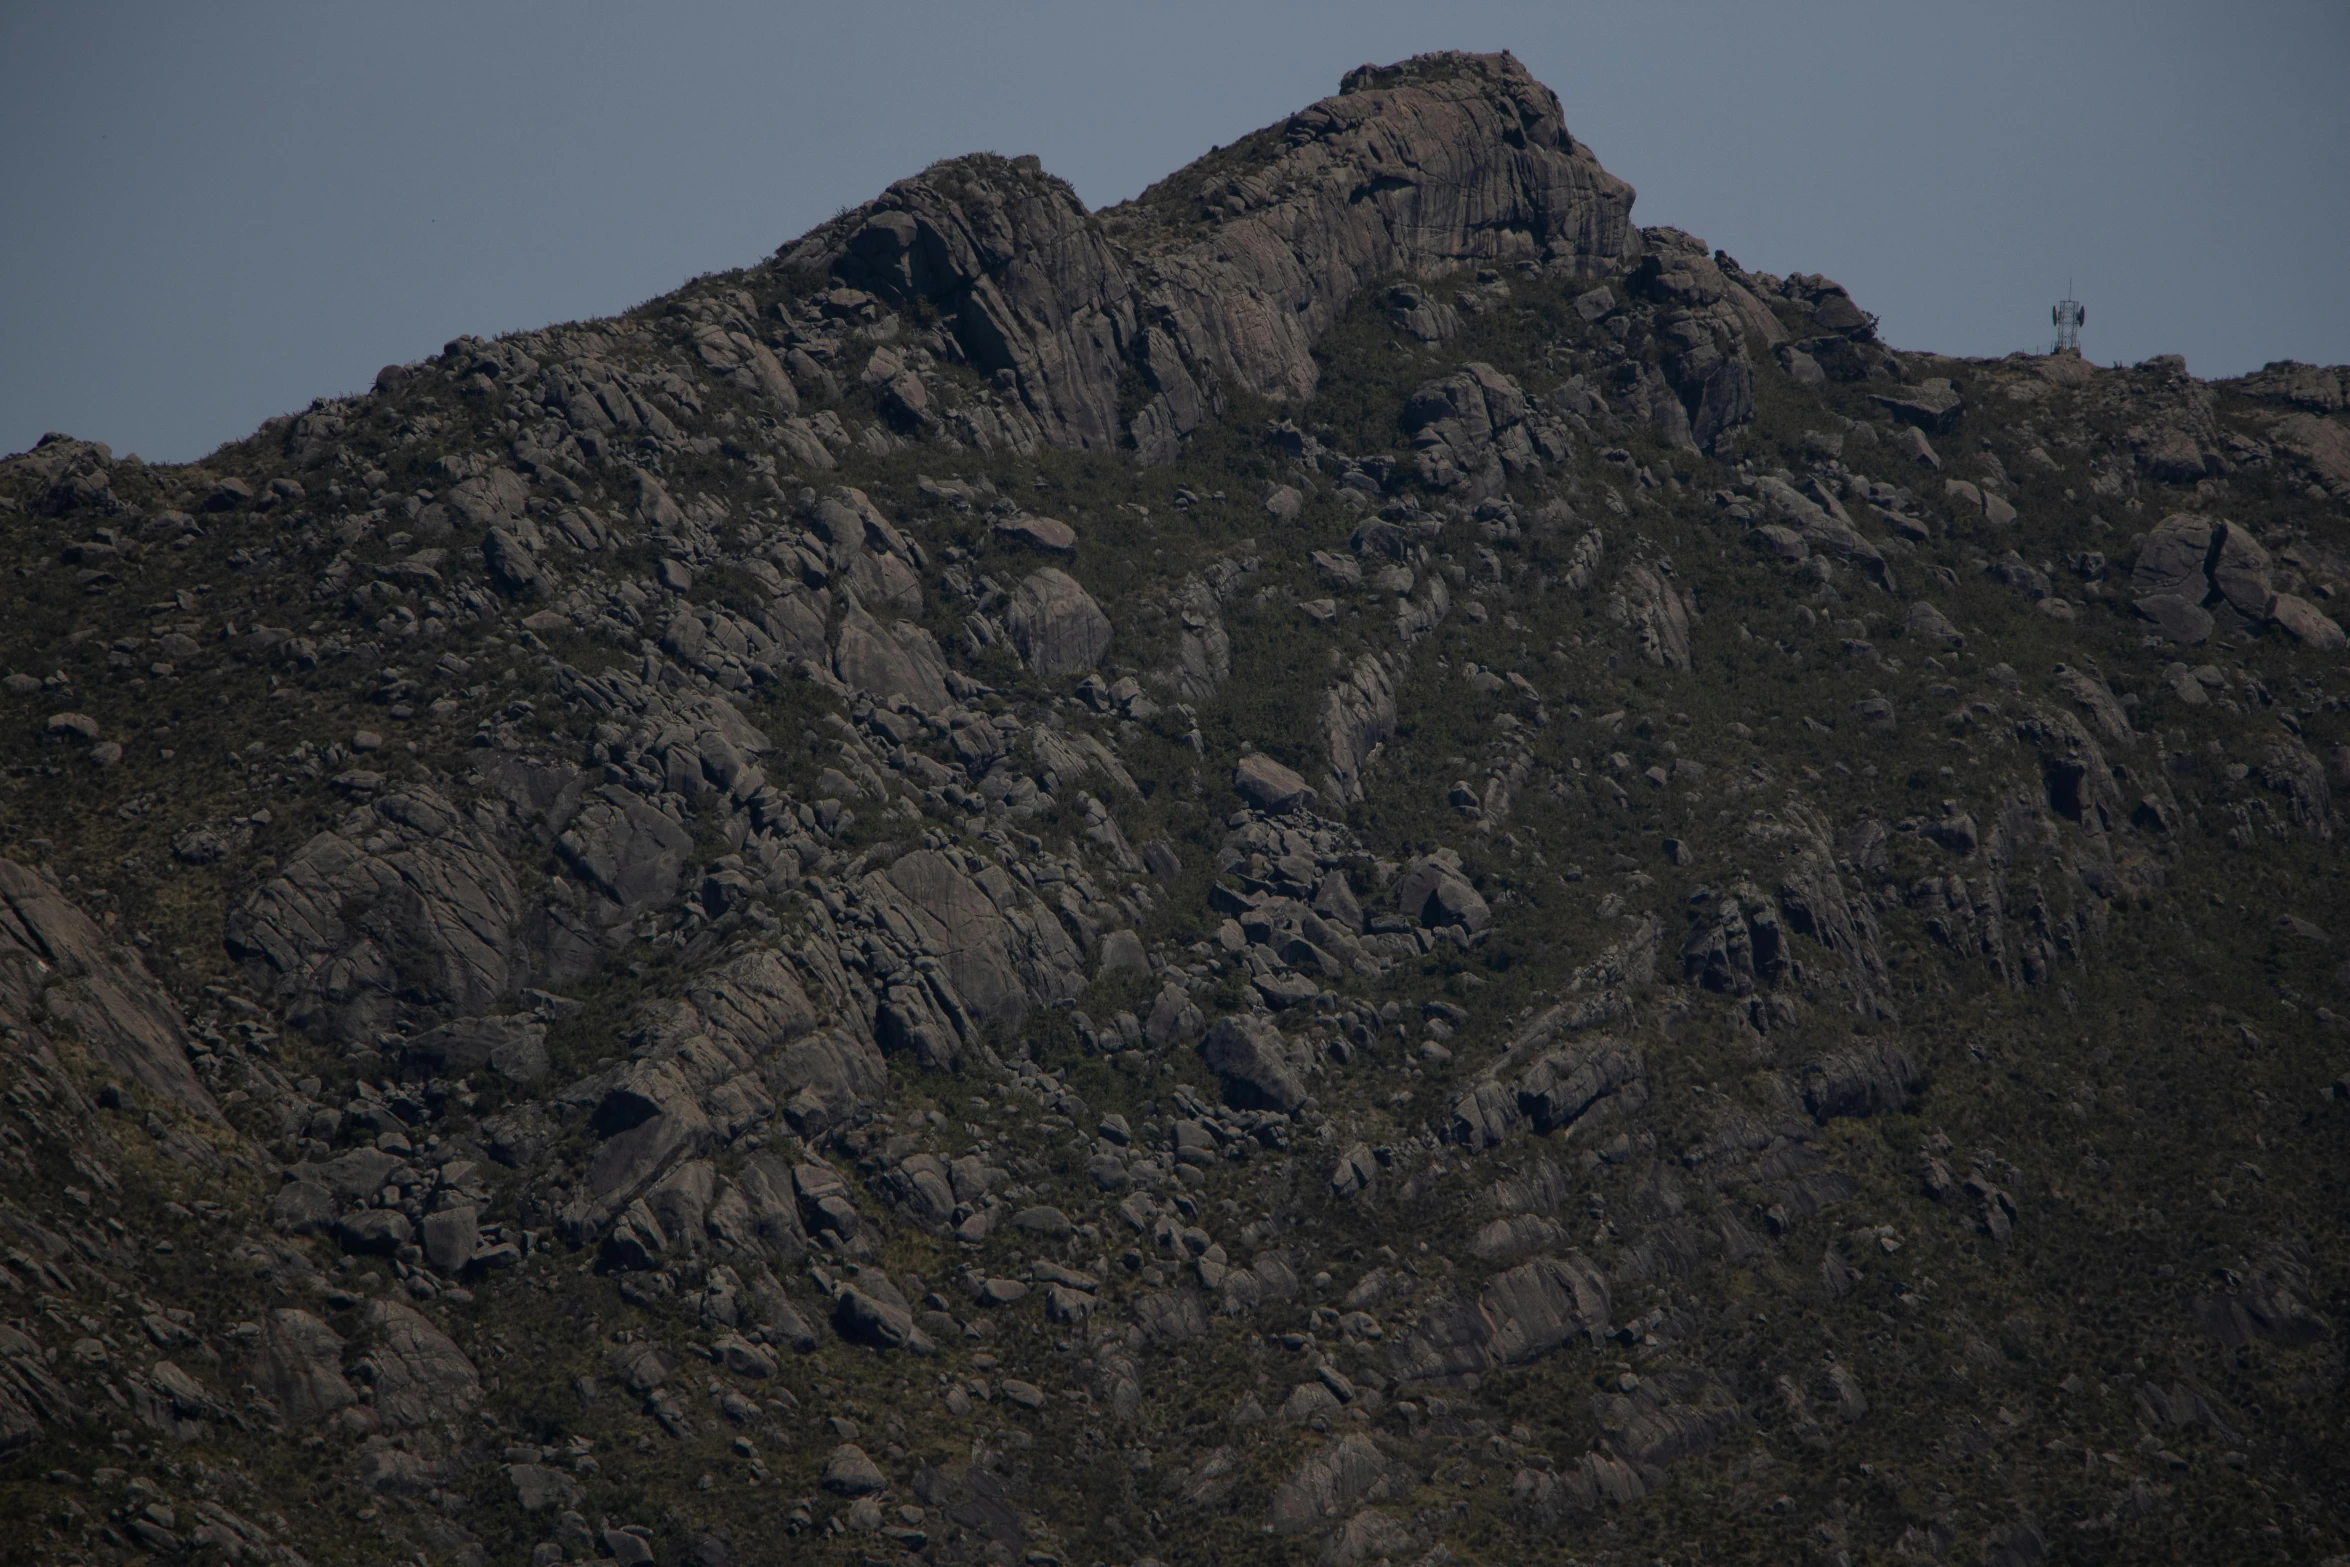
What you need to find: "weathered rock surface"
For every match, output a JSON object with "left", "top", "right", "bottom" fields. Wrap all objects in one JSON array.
[
  {"left": 1390, "top": 1254, "right": 1612, "bottom": 1384},
  {"left": 1269, "top": 1433, "right": 1394, "bottom": 1535},
  {"left": 784, "top": 156, "right": 1143, "bottom": 455},
  {"left": 1233, "top": 753, "right": 1314, "bottom": 813},
  {"left": 226, "top": 788, "right": 522, "bottom": 1042},
  {"left": 354, "top": 1299, "right": 481, "bottom": 1430},
  {"left": 401, "top": 1013, "right": 548, "bottom": 1084},
  {"left": 1403, "top": 362, "right": 1571, "bottom": 495},
  {"left": 1198, "top": 1015, "right": 1306, "bottom": 1112},
  {"left": 835, "top": 605, "right": 952, "bottom": 711},
  {"left": 822, "top": 1442, "right": 888, "bottom": 1495},
  {"left": 251, "top": 1309, "right": 355, "bottom": 1424},
  {"left": 1005, "top": 567, "right": 1112, "bottom": 678},
  {"left": 1119, "top": 53, "right": 1637, "bottom": 435},
  {"left": 0, "top": 858, "right": 218, "bottom": 1119},
  {"left": 779, "top": 52, "right": 1634, "bottom": 462}
]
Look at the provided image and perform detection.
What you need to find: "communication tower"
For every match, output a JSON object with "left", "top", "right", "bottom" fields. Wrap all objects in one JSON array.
[{"left": 2052, "top": 282, "right": 2085, "bottom": 355}]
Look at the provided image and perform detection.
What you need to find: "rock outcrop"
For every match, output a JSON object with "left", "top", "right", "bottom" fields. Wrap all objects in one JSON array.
[
  {"left": 779, "top": 52, "right": 1638, "bottom": 462},
  {"left": 226, "top": 788, "right": 523, "bottom": 1042},
  {"left": 0, "top": 859, "right": 217, "bottom": 1119}
]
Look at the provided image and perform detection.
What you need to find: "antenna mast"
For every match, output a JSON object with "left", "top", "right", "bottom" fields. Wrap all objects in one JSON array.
[{"left": 2052, "top": 280, "right": 2085, "bottom": 355}]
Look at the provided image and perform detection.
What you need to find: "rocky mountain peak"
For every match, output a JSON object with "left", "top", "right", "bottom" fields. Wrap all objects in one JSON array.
[
  {"left": 783, "top": 51, "right": 1637, "bottom": 462},
  {"left": 3, "top": 48, "right": 2349, "bottom": 1567}
]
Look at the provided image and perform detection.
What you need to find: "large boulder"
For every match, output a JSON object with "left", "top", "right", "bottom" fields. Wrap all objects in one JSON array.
[
  {"left": 250, "top": 1309, "right": 355, "bottom": 1424},
  {"left": 2129, "top": 512, "right": 2217, "bottom": 599},
  {"left": 693, "top": 324, "right": 800, "bottom": 414},
  {"left": 1751, "top": 475, "right": 1893, "bottom": 588},
  {"left": 1800, "top": 1042, "right": 1923, "bottom": 1122},
  {"left": 832, "top": 1269, "right": 929, "bottom": 1352},
  {"left": 857, "top": 848, "right": 1084, "bottom": 1035},
  {"left": 1402, "top": 362, "right": 1564, "bottom": 492},
  {"left": 1606, "top": 564, "right": 1694, "bottom": 671},
  {"left": 400, "top": 1014, "right": 548, "bottom": 1085},
  {"left": 2271, "top": 593, "right": 2346, "bottom": 649},
  {"left": 420, "top": 1206, "right": 479, "bottom": 1273},
  {"left": 1904, "top": 601, "right": 1965, "bottom": 647},
  {"left": 2136, "top": 594, "right": 2214, "bottom": 645},
  {"left": 481, "top": 527, "right": 543, "bottom": 596},
  {"left": 1387, "top": 282, "right": 1460, "bottom": 342},
  {"left": 834, "top": 605, "right": 951, "bottom": 711},
  {"left": 687, "top": 947, "right": 819, "bottom": 1051},
  {"left": 2271, "top": 411, "right": 2350, "bottom": 494},
  {"left": 1200, "top": 1015, "right": 1307, "bottom": 1112},
  {"left": 1518, "top": 1037, "right": 1647, "bottom": 1134},
  {"left": 2127, "top": 514, "right": 2295, "bottom": 642},
  {"left": 705, "top": 1153, "right": 810, "bottom": 1259},
  {"left": 1393, "top": 852, "right": 1490, "bottom": 931},
  {"left": 811, "top": 487, "right": 923, "bottom": 612},
  {"left": 1269, "top": 1433, "right": 1394, "bottom": 1536},
  {"left": 1389, "top": 1254, "right": 1612, "bottom": 1385},
  {"left": 994, "top": 514, "right": 1077, "bottom": 553},
  {"left": 508, "top": 1464, "right": 583, "bottom": 1514},
  {"left": 1323, "top": 650, "right": 1401, "bottom": 805},
  {"left": 226, "top": 788, "right": 522, "bottom": 1043},
  {"left": 565, "top": 1059, "right": 714, "bottom": 1241},
  {"left": 2210, "top": 524, "right": 2275, "bottom": 619},
  {"left": 310, "top": 1147, "right": 406, "bottom": 1203},
  {"left": 1868, "top": 379, "right": 1964, "bottom": 433},
  {"left": 443, "top": 466, "right": 530, "bottom": 528},
  {"left": 823, "top": 1443, "right": 889, "bottom": 1496},
  {"left": 1480, "top": 1254, "right": 1615, "bottom": 1366},
  {"left": 553, "top": 788, "right": 696, "bottom": 933},
  {"left": 1006, "top": 568, "right": 1112, "bottom": 678},
  {"left": 353, "top": 1299, "right": 481, "bottom": 1430},
  {"left": 1233, "top": 753, "right": 1314, "bottom": 813},
  {"left": 336, "top": 1209, "right": 414, "bottom": 1255}
]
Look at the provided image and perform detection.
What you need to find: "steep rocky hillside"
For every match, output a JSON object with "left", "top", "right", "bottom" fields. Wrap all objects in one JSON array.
[{"left": 2, "top": 49, "right": 2347, "bottom": 1567}]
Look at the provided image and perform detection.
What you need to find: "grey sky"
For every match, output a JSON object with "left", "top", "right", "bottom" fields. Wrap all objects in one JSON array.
[{"left": 4, "top": 1, "right": 2344, "bottom": 464}]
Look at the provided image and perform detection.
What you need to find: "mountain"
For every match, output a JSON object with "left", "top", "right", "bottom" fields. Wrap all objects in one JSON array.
[{"left": 2, "top": 49, "right": 2348, "bottom": 1567}]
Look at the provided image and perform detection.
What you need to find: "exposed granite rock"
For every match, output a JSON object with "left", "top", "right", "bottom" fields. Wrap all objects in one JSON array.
[
  {"left": 779, "top": 52, "right": 1635, "bottom": 462},
  {"left": 251, "top": 1309, "right": 355, "bottom": 1424},
  {"left": 1269, "top": 1432, "right": 1394, "bottom": 1536},
  {"left": 835, "top": 605, "right": 952, "bottom": 711},
  {"left": 1389, "top": 1254, "right": 1611, "bottom": 1385},
  {"left": 353, "top": 1299, "right": 481, "bottom": 1430},
  {"left": 1119, "top": 53, "right": 1637, "bottom": 442},
  {"left": 1005, "top": 567, "right": 1112, "bottom": 679},
  {"left": 1199, "top": 1014, "right": 1306, "bottom": 1112},
  {"left": 3, "top": 42, "right": 2345, "bottom": 1567},
  {"left": 1606, "top": 562, "right": 1694, "bottom": 670},
  {"left": 1233, "top": 753, "right": 1314, "bottom": 813},
  {"left": 226, "top": 788, "right": 523, "bottom": 1043},
  {"left": 400, "top": 1014, "right": 549, "bottom": 1085},
  {"left": 783, "top": 155, "right": 1143, "bottom": 455},
  {"left": 0, "top": 858, "right": 218, "bottom": 1119},
  {"left": 1402, "top": 362, "right": 1570, "bottom": 495}
]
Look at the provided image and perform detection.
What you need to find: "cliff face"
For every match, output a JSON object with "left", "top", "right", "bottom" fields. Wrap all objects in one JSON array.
[
  {"left": 4, "top": 49, "right": 2350, "bottom": 1567},
  {"left": 781, "top": 153, "right": 1144, "bottom": 454},
  {"left": 1116, "top": 53, "right": 1639, "bottom": 409},
  {"left": 787, "top": 52, "right": 1639, "bottom": 460}
]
